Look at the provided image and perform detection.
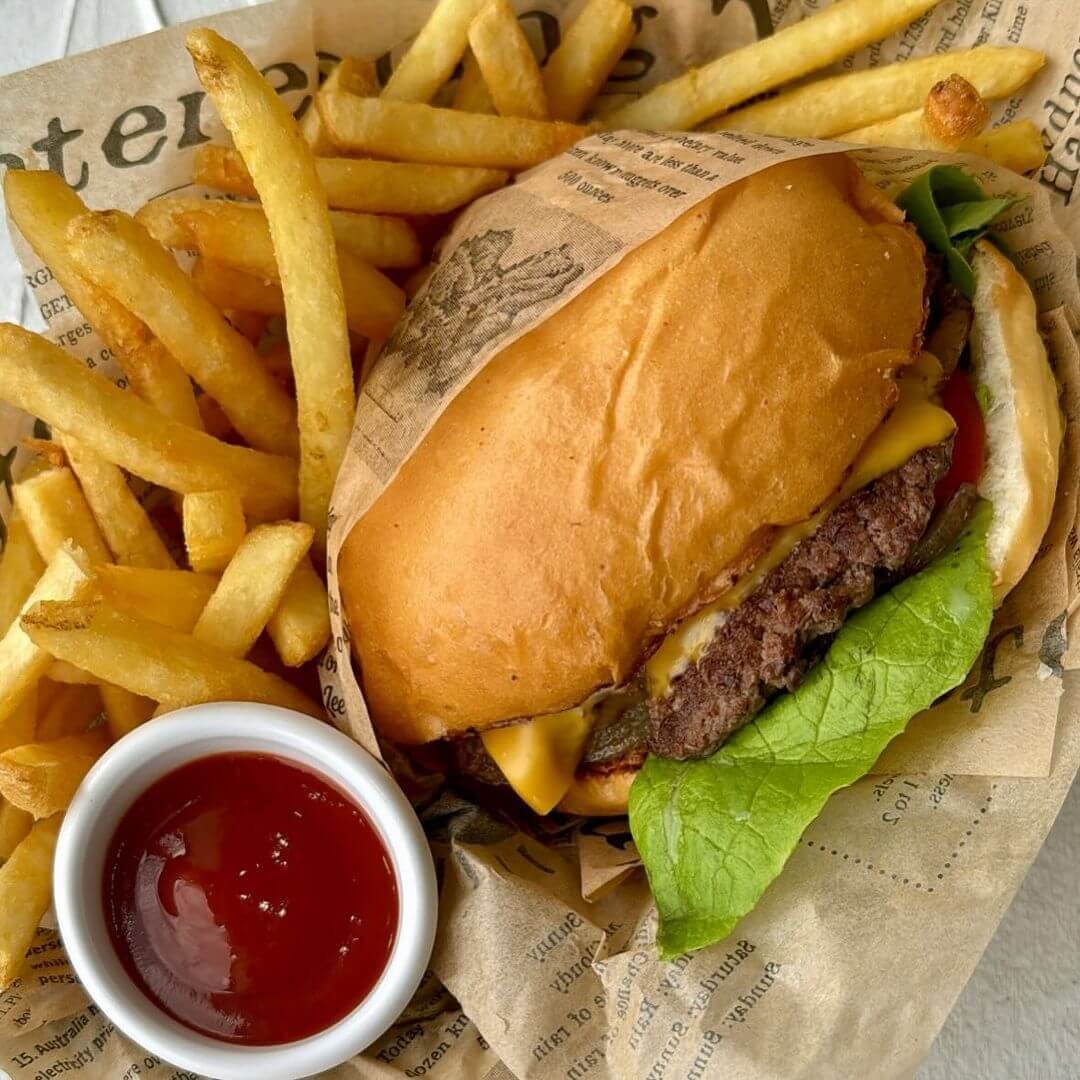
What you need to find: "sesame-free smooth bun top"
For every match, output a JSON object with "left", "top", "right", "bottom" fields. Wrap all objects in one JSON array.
[{"left": 341, "top": 154, "right": 927, "bottom": 745}]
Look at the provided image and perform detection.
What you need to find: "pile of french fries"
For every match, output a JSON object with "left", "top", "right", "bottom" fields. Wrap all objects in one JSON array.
[{"left": 0, "top": 0, "right": 1052, "bottom": 991}]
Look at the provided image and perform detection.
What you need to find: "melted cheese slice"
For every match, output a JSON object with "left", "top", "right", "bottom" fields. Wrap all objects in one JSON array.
[
  {"left": 485, "top": 364, "right": 955, "bottom": 813},
  {"left": 481, "top": 707, "right": 592, "bottom": 815}
]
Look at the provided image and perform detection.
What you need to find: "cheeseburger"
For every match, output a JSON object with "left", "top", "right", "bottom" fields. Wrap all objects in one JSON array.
[{"left": 340, "top": 154, "right": 1060, "bottom": 833}]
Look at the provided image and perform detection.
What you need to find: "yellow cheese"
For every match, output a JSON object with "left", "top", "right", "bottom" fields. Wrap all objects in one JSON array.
[
  {"left": 486, "top": 369, "right": 956, "bottom": 812},
  {"left": 481, "top": 707, "right": 592, "bottom": 815}
]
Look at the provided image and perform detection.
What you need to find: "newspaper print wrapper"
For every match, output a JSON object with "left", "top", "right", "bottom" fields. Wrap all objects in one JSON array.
[{"left": 1, "top": 0, "right": 1080, "bottom": 1078}]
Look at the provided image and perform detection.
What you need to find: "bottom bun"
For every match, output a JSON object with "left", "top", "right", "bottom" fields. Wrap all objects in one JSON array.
[
  {"left": 971, "top": 241, "right": 1063, "bottom": 602},
  {"left": 558, "top": 764, "right": 640, "bottom": 816}
]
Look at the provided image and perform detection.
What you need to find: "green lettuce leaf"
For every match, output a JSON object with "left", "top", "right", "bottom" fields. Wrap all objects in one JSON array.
[
  {"left": 896, "top": 165, "right": 1018, "bottom": 299},
  {"left": 629, "top": 502, "right": 993, "bottom": 959}
]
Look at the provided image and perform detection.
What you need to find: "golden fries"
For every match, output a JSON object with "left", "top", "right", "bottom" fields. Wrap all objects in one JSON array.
[
  {"left": 21, "top": 599, "right": 322, "bottom": 718},
  {"left": 268, "top": 557, "right": 332, "bottom": 666},
  {"left": 66, "top": 210, "right": 297, "bottom": 457},
  {"left": 0, "top": 801, "right": 32, "bottom": 860},
  {"left": 842, "top": 114, "right": 1047, "bottom": 174},
  {"left": 0, "top": 815, "right": 62, "bottom": 985},
  {"left": 608, "top": 0, "right": 944, "bottom": 131},
  {"left": 964, "top": 120, "right": 1047, "bottom": 175},
  {"left": 13, "top": 468, "right": 112, "bottom": 566},
  {"left": 453, "top": 50, "right": 495, "bottom": 113},
  {"left": 194, "top": 522, "right": 314, "bottom": 657},
  {"left": 1, "top": 690, "right": 37, "bottom": 755},
  {"left": 0, "top": 513, "right": 44, "bottom": 636},
  {"left": 35, "top": 682, "right": 102, "bottom": 741},
  {"left": 45, "top": 660, "right": 98, "bottom": 685},
  {"left": 711, "top": 46, "right": 1045, "bottom": 138},
  {"left": 468, "top": 0, "right": 547, "bottom": 120},
  {"left": 0, "top": 733, "right": 109, "bottom": 818},
  {"left": 189, "top": 29, "right": 355, "bottom": 556},
  {"left": 303, "top": 56, "right": 380, "bottom": 153},
  {"left": 0, "top": 326, "right": 298, "bottom": 519},
  {"left": 136, "top": 197, "right": 422, "bottom": 270},
  {"left": 195, "top": 145, "right": 509, "bottom": 214},
  {"left": 383, "top": 0, "right": 488, "bottom": 103},
  {"left": 94, "top": 565, "right": 216, "bottom": 631},
  {"left": 61, "top": 435, "right": 175, "bottom": 570},
  {"left": 923, "top": 74, "right": 990, "bottom": 148},
  {"left": 99, "top": 685, "right": 155, "bottom": 740},
  {"left": 543, "top": 0, "right": 634, "bottom": 122},
  {"left": 0, "top": 545, "right": 91, "bottom": 731},
  {"left": 193, "top": 249, "right": 402, "bottom": 344},
  {"left": 182, "top": 490, "right": 246, "bottom": 573},
  {"left": 325, "top": 211, "right": 421, "bottom": 269},
  {"left": 319, "top": 94, "right": 584, "bottom": 168},
  {"left": 192, "top": 258, "right": 285, "bottom": 319},
  {"left": 3, "top": 170, "right": 202, "bottom": 429}
]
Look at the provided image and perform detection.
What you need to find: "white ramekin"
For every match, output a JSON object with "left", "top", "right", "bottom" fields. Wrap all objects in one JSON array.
[{"left": 53, "top": 702, "right": 437, "bottom": 1080}]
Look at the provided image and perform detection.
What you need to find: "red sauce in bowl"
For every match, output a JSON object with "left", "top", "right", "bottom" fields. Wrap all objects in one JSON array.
[{"left": 103, "top": 752, "right": 398, "bottom": 1045}]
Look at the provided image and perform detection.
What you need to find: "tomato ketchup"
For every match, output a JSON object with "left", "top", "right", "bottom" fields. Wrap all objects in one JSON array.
[{"left": 103, "top": 753, "right": 398, "bottom": 1045}]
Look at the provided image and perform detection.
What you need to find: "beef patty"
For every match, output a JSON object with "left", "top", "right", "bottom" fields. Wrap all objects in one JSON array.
[
  {"left": 452, "top": 439, "right": 952, "bottom": 782},
  {"left": 649, "top": 440, "right": 951, "bottom": 759}
]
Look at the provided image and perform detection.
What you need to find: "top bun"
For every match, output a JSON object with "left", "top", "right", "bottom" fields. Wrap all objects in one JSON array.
[{"left": 341, "top": 154, "right": 927, "bottom": 745}]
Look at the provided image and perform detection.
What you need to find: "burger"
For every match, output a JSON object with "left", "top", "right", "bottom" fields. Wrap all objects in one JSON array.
[{"left": 339, "top": 153, "right": 1061, "bottom": 949}]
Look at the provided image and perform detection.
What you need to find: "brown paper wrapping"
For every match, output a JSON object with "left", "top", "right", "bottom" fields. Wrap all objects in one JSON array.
[{"left": 1, "top": 1, "right": 1080, "bottom": 1077}]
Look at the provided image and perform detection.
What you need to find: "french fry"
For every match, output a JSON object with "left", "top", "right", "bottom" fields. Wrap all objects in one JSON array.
[
  {"left": 303, "top": 56, "right": 381, "bottom": 153},
  {"left": 0, "top": 544, "right": 92, "bottom": 731},
  {"left": 319, "top": 94, "right": 584, "bottom": 168},
  {"left": 45, "top": 660, "right": 98, "bottom": 686},
  {"left": 227, "top": 310, "right": 269, "bottom": 347},
  {"left": 0, "top": 326, "right": 298, "bottom": 520},
  {"left": 0, "top": 513, "right": 45, "bottom": 637},
  {"left": 94, "top": 565, "right": 217, "bottom": 631},
  {"left": 923, "top": 74, "right": 990, "bottom": 148},
  {"left": 542, "top": 0, "right": 634, "bottom": 122},
  {"left": 0, "top": 815, "right": 62, "bottom": 985},
  {"left": 842, "top": 114, "right": 1047, "bottom": 174},
  {"left": 468, "top": 0, "right": 547, "bottom": 120},
  {"left": 963, "top": 120, "right": 1047, "bottom": 175},
  {"left": 195, "top": 145, "right": 509, "bottom": 214},
  {"left": 710, "top": 46, "right": 1045, "bottom": 138},
  {"left": 66, "top": 210, "right": 297, "bottom": 457},
  {"left": 324, "top": 211, "right": 421, "bottom": 269},
  {"left": 189, "top": 29, "right": 356, "bottom": 556},
  {"left": 0, "top": 801, "right": 32, "bottom": 861},
  {"left": 191, "top": 250, "right": 404, "bottom": 340},
  {"left": 382, "top": 0, "right": 488, "bottom": 103},
  {"left": 268, "top": 556, "right": 331, "bottom": 666},
  {"left": 194, "top": 522, "right": 314, "bottom": 657},
  {"left": 13, "top": 468, "right": 112, "bottom": 566},
  {"left": 608, "top": 0, "right": 944, "bottom": 131},
  {"left": 3, "top": 480, "right": 147, "bottom": 733},
  {"left": 1, "top": 688, "right": 37, "bottom": 754},
  {"left": 192, "top": 258, "right": 285, "bottom": 319},
  {"left": 20, "top": 599, "right": 322, "bottom": 718},
  {"left": 100, "top": 684, "right": 155, "bottom": 740},
  {"left": 3, "top": 170, "right": 201, "bottom": 429},
  {"left": 453, "top": 50, "right": 494, "bottom": 113},
  {"left": 0, "top": 733, "right": 109, "bottom": 818},
  {"left": 136, "top": 197, "right": 422, "bottom": 270},
  {"left": 35, "top": 683, "right": 102, "bottom": 741},
  {"left": 61, "top": 435, "right": 175, "bottom": 570},
  {"left": 182, "top": 490, "right": 247, "bottom": 574},
  {"left": 179, "top": 205, "right": 418, "bottom": 280}
]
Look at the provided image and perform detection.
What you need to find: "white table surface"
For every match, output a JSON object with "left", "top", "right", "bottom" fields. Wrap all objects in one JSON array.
[{"left": 2, "top": 3, "right": 1077, "bottom": 1077}]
